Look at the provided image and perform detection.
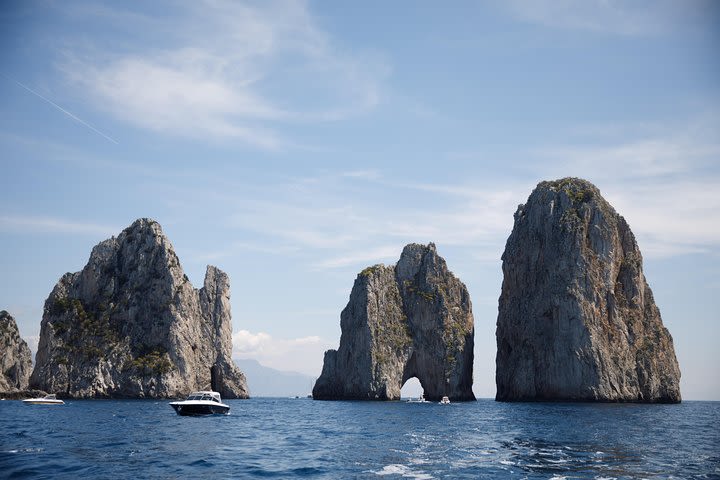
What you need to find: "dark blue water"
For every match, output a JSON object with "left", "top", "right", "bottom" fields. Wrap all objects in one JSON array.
[{"left": 1, "top": 398, "right": 718, "bottom": 479}]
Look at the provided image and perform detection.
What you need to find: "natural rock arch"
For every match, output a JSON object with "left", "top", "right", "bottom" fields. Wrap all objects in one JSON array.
[
  {"left": 400, "top": 376, "right": 423, "bottom": 398},
  {"left": 313, "top": 243, "right": 475, "bottom": 401}
]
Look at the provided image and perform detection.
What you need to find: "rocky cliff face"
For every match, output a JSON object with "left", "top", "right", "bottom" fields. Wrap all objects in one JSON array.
[
  {"left": 313, "top": 243, "right": 475, "bottom": 401},
  {"left": 0, "top": 311, "right": 33, "bottom": 391},
  {"left": 496, "top": 178, "right": 681, "bottom": 403},
  {"left": 29, "top": 218, "right": 249, "bottom": 399}
]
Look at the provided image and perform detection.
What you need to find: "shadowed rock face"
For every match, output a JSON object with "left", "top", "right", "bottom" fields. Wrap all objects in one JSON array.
[
  {"left": 496, "top": 178, "right": 681, "bottom": 403},
  {"left": 0, "top": 311, "right": 33, "bottom": 391},
  {"left": 313, "top": 243, "right": 475, "bottom": 401},
  {"left": 29, "top": 218, "right": 248, "bottom": 399}
]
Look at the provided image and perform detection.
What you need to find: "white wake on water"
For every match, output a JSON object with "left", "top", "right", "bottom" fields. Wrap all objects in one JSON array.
[{"left": 373, "top": 464, "right": 434, "bottom": 479}]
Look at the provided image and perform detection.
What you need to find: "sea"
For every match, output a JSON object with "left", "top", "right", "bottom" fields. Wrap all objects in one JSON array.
[{"left": 1, "top": 398, "right": 718, "bottom": 479}]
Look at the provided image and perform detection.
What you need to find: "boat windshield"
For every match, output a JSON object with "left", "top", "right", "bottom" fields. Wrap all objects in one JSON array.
[{"left": 186, "top": 393, "right": 220, "bottom": 403}]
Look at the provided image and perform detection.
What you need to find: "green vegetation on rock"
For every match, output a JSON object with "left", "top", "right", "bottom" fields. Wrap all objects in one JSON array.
[
  {"left": 130, "top": 346, "right": 173, "bottom": 376},
  {"left": 402, "top": 279, "right": 436, "bottom": 302},
  {"left": 360, "top": 265, "right": 383, "bottom": 277},
  {"left": 48, "top": 296, "right": 121, "bottom": 360},
  {"left": 546, "top": 177, "right": 594, "bottom": 204}
]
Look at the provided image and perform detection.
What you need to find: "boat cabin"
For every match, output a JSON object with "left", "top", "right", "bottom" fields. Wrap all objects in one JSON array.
[{"left": 186, "top": 391, "right": 222, "bottom": 403}]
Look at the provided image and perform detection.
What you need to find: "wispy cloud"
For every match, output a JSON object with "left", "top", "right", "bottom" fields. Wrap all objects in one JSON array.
[
  {"left": 528, "top": 116, "right": 720, "bottom": 257},
  {"left": 220, "top": 115, "right": 719, "bottom": 263},
  {"left": 224, "top": 170, "right": 523, "bottom": 256},
  {"left": 604, "top": 180, "right": 720, "bottom": 258},
  {"left": 0, "top": 215, "right": 118, "bottom": 236},
  {"left": 503, "top": 0, "right": 699, "bottom": 36},
  {"left": 340, "top": 170, "right": 382, "bottom": 181},
  {"left": 232, "top": 329, "right": 333, "bottom": 376},
  {"left": 113, "top": 112, "right": 719, "bottom": 273},
  {"left": 538, "top": 139, "right": 720, "bottom": 180},
  {"left": 188, "top": 241, "right": 301, "bottom": 263},
  {"left": 311, "top": 245, "right": 401, "bottom": 270},
  {"left": 59, "top": 0, "right": 387, "bottom": 148}
]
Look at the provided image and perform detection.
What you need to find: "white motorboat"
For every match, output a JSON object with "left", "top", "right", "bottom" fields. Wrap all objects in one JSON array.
[
  {"left": 406, "top": 394, "right": 429, "bottom": 403},
  {"left": 22, "top": 394, "right": 65, "bottom": 405},
  {"left": 169, "top": 391, "right": 230, "bottom": 416},
  {"left": 439, "top": 396, "right": 450, "bottom": 405}
]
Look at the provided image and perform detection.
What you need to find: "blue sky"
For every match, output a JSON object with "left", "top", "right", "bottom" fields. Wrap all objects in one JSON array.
[{"left": 1, "top": 0, "right": 718, "bottom": 399}]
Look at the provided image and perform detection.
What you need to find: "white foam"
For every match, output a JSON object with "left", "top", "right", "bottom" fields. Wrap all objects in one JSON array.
[
  {"left": 373, "top": 464, "right": 434, "bottom": 479},
  {"left": 375, "top": 465, "right": 407, "bottom": 476}
]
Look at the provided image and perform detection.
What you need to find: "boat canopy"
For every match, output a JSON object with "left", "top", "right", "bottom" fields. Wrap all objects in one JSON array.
[{"left": 186, "top": 391, "right": 221, "bottom": 403}]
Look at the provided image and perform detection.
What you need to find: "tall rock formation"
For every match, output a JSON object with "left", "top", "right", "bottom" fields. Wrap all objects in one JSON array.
[
  {"left": 496, "top": 178, "right": 681, "bottom": 403},
  {"left": 29, "top": 218, "right": 249, "bottom": 399},
  {"left": 0, "top": 311, "right": 33, "bottom": 391},
  {"left": 313, "top": 243, "right": 475, "bottom": 401}
]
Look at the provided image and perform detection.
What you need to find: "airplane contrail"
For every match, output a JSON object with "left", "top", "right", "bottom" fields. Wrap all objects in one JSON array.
[{"left": 3, "top": 73, "right": 119, "bottom": 145}]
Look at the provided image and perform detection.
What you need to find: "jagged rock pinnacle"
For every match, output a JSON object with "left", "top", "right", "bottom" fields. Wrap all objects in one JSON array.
[
  {"left": 29, "top": 218, "right": 249, "bottom": 399},
  {"left": 0, "top": 311, "right": 33, "bottom": 391},
  {"left": 496, "top": 178, "right": 681, "bottom": 403}
]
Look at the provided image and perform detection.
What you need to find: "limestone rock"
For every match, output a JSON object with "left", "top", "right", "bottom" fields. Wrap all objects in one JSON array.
[
  {"left": 496, "top": 178, "right": 681, "bottom": 403},
  {"left": 29, "top": 218, "right": 249, "bottom": 399},
  {"left": 0, "top": 311, "right": 33, "bottom": 391},
  {"left": 0, "top": 389, "right": 48, "bottom": 400},
  {"left": 313, "top": 243, "right": 475, "bottom": 401}
]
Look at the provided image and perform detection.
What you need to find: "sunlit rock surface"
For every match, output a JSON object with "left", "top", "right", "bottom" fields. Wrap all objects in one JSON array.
[
  {"left": 0, "top": 310, "right": 33, "bottom": 391},
  {"left": 314, "top": 243, "right": 475, "bottom": 401},
  {"left": 496, "top": 178, "right": 681, "bottom": 403},
  {"left": 30, "top": 218, "right": 249, "bottom": 399}
]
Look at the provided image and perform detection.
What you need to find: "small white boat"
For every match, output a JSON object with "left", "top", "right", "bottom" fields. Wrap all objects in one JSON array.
[
  {"left": 439, "top": 396, "right": 450, "bottom": 405},
  {"left": 22, "top": 394, "right": 65, "bottom": 405},
  {"left": 406, "top": 394, "right": 429, "bottom": 403},
  {"left": 169, "top": 391, "right": 230, "bottom": 416}
]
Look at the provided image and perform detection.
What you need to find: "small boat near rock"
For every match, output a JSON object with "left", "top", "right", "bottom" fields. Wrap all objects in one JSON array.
[
  {"left": 406, "top": 394, "right": 429, "bottom": 403},
  {"left": 169, "top": 391, "right": 230, "bottom": 416},
  {"left": 22, "top": 394, "right": 65, "bottom": 405},
  {"left": 439, "top": 396, "right": 450, "bottom": 405}
]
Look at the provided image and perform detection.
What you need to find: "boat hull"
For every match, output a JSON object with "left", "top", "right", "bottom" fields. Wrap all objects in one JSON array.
[
  {"left": 22, "top": 395, "right": 65, "bottom": 405},
  {"left": 170, "top": 402, "right": 230, "bottom": 416}
]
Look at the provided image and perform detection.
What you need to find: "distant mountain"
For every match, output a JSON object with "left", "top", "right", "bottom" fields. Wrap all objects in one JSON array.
[{"left": 234, "top": 359, "right": 315, "bottom": 397}]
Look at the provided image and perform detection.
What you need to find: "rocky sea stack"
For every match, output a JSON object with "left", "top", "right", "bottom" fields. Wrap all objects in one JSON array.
[
  {"left": 313, "top": 243, "right": 475, "bottom": 401},
  {"left": 29, "top": 218, "right": 248, "bottom": 399},
  {"left": 0, "top": 311, "right": 33, "bottom": 392},
  {"left": 496, "top": 178, "right": 681, "bottom": 403}
]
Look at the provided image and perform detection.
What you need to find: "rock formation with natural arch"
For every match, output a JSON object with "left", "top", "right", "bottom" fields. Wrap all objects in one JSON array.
[{"left": 313, "top": 243, "right": 475, "bottom": 401}]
